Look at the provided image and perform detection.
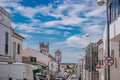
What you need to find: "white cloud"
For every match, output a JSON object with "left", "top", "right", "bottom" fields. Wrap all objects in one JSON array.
[
  {"left": 63, "top": 31, "right": 71, "bottom": 37},
  {"left": 44, "top": 30, "right": 61, "bottom": 35},
  {"left": 56, "top": 26, "right": 74, "bottom": 30},
  {"left": 1, "top": 0, "right": 104, "bottom": 35},
  {"left": 12, "top": 23, "right": 41, "bottom": 33},
  {"left": 85, "top": 6, "right": 105, "bottom": 17},
  {"left": 19, "top": 33, "right": 32, "bottom": 38},
  {"left": 66, "top": 35, "right": 88, "bottom": 48},
  {"left": 62, "top": 16, "right": 87, "bottom": 25},
  {"left": 43, "top": 21, "right": 60, "bottom": 27},
  {"left": 83, "top": 25, "right": 103, "bottom": 34},
  {"left": 42, "top": 4, "right": 88, "bottom": 27}
]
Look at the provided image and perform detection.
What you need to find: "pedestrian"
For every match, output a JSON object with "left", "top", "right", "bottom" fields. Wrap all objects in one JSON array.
[{"left": 50, "top": 74, "right": 54, "bottom": 80}]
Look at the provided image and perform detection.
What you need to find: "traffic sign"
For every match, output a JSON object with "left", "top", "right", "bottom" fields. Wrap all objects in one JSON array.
[
  {"left": 104, "top": 57, "right": 114, "bottom": 66},
  {"left": 96, "top": 63, "right": 101, "bottom": 71}
]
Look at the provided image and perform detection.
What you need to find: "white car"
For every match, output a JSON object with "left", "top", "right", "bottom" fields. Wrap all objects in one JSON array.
[{"left": 67, "top": 74, "right": 77, "bottom": 80}]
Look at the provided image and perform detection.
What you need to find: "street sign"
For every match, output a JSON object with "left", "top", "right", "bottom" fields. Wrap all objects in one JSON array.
[
  {"left": 96, "top": 64, "right": 101, "bottom": 71},
  {"left": 104, "top": 57, "right": 114, "bottom": 66}
]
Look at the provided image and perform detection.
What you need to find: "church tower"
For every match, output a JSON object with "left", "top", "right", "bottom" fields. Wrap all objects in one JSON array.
[{"left": 40, "top": 42, "right": 49, "bottom": 55}]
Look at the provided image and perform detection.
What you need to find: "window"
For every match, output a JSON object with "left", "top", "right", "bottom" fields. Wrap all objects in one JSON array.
[
  {"left": 5, "top": 32, "right": 9, "bottom": 54},
  {"left": 115, "top": 57, "right": 117, "bottom": 68},
  {"left": 17, "top": 44, "right": 20, "bottom": 54},
  {"left": 110, "top": 0, "right": 115, "bottom": 22},
  {"left": 30, "top": 57, "right": 36, "bottom": 62},
  {"left": 116, "top": 0, "right": 119, "bottom": 17},
  {"left": 111, "top": 49, "right": 114, "bottom": 57},
  {"left": 108, "top": 4, "right": 111, "bottom": 22},
  {"left": 13, "top": 42, "right": 16, "bottom": 60},
  {"left": 108, "top": 0, "right": 120, "bottom": 24},
  {"left": 119, "top": 41, "right": 120, "bottom": 57},
  {"left": 102, "top": 60, "right": 104, "bottom": 65},
  {"left": 118, "top": 0, "right": 120, "bottom": 14}
]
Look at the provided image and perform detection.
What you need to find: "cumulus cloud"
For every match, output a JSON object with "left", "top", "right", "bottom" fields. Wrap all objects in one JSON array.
[
  {"left": 0, "top": 0, "right": 105, "bottom": 34},
  {"left": 44, "top": 30, "right": 61, "bottom": 35},
  {"left": 19, "top": 33, "right": 32, "bottom": 38},
  {"left": 85, "top": 6, "right": 105, "bottom": 17},
  {"left": 66, "top": 35, "right": 88, "bottom": 48},
  {"left": 83, "top": 25, "right": 104, "bottom": 34}
]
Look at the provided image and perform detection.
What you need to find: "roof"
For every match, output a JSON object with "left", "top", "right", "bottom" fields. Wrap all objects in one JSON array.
[
  {"left": 12, "top": 32, "right": 25, "bottom": 41},
  {"left": 48, "top": 54, "right": 56, "bottom": 61},
  {"left": 96, "top": 39, "right": 103, "bottom": 45},
  {"left": 37, "top": 61, "right": 47, "bottom": 67},
  {"left": 22, "top": 51, "right": 30, "bottom": 57},
  {"left": 23, "top": 48, "right": 49, "bottom": 65},
  {"left": 0, "top": 6, "right": 10, "bottom": 17}
]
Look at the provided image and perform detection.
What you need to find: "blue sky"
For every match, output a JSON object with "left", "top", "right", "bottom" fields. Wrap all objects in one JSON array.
[{"left": 0, "top": 0, "right": 106, "bottom": 63}]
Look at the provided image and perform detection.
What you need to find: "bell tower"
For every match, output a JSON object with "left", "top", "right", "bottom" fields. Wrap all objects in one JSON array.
[{"left": 40, "top": 42, "right": 49, "bottom": 55}]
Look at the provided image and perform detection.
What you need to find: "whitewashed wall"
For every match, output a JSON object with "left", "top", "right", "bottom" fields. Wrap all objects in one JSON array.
[
  {"left": 110, "top": 42, "right": 120, "bottom": 80},
  {"left": 23, "top": 48, "right": 49, "bottom": 65},
  {"left": 103, "top": 15, "right": 120, "bottom": 80},
  {"left": 0, "top": 8, "right": 12, "bottom": 57},
  {"left": 11, "top": 36, "right": 23, "bottom": 62}
]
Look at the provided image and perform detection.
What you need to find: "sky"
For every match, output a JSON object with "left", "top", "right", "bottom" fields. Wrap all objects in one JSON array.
[{"left": 0, "top": 0, "right": 106, "bottom": 63}]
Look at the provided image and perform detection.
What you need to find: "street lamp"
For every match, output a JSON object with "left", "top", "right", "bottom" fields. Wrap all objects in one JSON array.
[
  {"left": 86, "top": 33, "right": 92, "bottom": 43},
  {"left": 96, "top": 0, "right": 110, "bottom": 80},
  {"left": 55, "top": 50, "right": 62, "bottom": 72},
  {"left": 97, "top": 0, "right": 105, "bottom": 6}
]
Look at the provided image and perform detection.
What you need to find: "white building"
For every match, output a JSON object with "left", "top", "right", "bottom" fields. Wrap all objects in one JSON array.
[
  {"left": 0, "top": 6, "right": 24, "bottom": 62},
  {"left": 48, "top": 54, "right": 58, "bottom": 78},
  {"left": 0, "top": 6, "right": 12, "bottom": 61},
  {"left": 48, "top": 54, "right": 58, "bottom": 72},
  {"left": 22, "top": 48, "right": 49, "bottom": 65},
  {"left": 22, "top": 48, "right": 58, "bottom": 70},
  {"left": 102, "top": 0, "right": 120, "bottom": 80},
  {"left": 96, "top": 39, "right": 107, "bottom": 80},
  {"left": 22, "top": 48, "right": 58, "bottom": 79},
  {"left": 107, "top": 0, "right": 120, "bottom": 80},
  {"left": 12, "top": 32, "right": 24, "bottom": 62}
]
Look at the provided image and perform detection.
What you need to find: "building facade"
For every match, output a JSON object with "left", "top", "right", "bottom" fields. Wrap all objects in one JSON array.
[
  {"left": 22, "top": 48, "right": 49, "bottom": 66},
  {"left": 0, "top": 6, "right": 12, "bottom": 61},
  {"left": 85, "top": 43, "right": 98, "bottom": 80},
  {"left": 105, "top": 0, "right": 120, "bottom": 80},
  {"left": 22, "top": 48, "right": 59, "bottom": 79},
  {"left": 0, "top": 6, "right": 24, "bottom": 62},
  {"left": 48, "top": 54, "right": 58, "bottom": 78},
  {"left": 12, "top": 32, "right": 24, "bottom": 62},
  {"left": 76, "top": 56, "right": 86, "bottom": 80},
  {"left": 96, "top": 39, "right": 107, "bottom": 80}
]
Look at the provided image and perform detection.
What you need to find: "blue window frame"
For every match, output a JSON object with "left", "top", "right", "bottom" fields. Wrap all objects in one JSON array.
[
  {"left": 115, "top": 0, "right": 119, "bottom": 17},
  {"left": 119, "top": 0, "right": 120, "bottom": 14},
  {"left": 108, "top": 0, "right": 120, "bottom": 24}
]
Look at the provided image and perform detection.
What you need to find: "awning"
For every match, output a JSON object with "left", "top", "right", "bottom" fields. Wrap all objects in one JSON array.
[
  {"left": 32, "top": 64, "right": 42, "bottom": 73},
  {"left": 30, "top": 64, "right": 38, "bottom": 70},
  {"left": 37, "top": 61, "right": 47, "bottom": 67}
]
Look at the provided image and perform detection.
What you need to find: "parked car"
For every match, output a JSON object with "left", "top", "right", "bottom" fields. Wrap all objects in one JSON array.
[
  {"left": 36, "top": 74, "right": 48, "bottom": 80},
  {"left": 55, "top": 77, "right": 62, "bottom": 80},
  {"left": 67, "top": 74, "right": 77, "bottom": 80}
]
